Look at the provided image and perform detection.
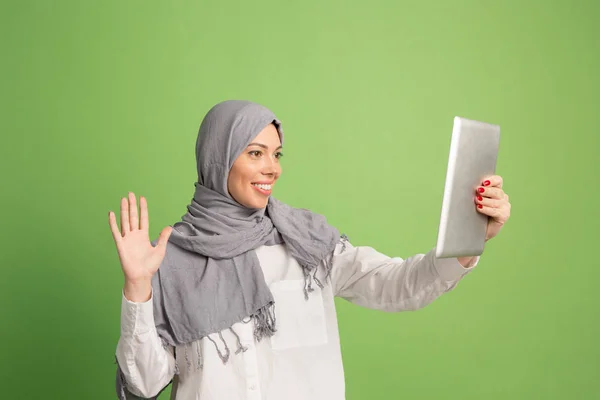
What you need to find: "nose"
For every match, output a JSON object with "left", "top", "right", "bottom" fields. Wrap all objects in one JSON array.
[{"left": 262, "top": 156, "right": 281, "bottom": 178}]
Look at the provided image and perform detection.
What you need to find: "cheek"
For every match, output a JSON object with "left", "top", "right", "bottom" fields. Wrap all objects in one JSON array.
[
  {"left": 228, "top": 164, "right": 254, "bottom": 194},
  {"left": 227, "top": 168, "right": 240, "bottom": 195}
]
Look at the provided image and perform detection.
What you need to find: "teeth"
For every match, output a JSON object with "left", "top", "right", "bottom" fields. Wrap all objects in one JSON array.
[{"left": 252, "top": 183, "right": 272, "bottom": 190}]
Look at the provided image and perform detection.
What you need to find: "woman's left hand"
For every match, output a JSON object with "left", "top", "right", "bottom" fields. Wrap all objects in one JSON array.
[{"left": 474, "top": 175, "right": 511, "bottom": 241}]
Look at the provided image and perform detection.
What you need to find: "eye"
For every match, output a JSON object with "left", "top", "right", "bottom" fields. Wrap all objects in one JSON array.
[
  {"left": 275, "top": 152, "right": 283, "bottom": 159},
  {"left": 248, "top": 150, "right": 262, "bottom": 158}
]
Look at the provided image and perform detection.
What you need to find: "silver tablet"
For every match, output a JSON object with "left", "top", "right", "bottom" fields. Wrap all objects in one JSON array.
[{"left": 435, "top": 117, "right": 500, "bottom": 258}]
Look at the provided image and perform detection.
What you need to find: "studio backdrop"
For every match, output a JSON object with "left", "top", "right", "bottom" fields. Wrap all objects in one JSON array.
[{"left": 1, "top": 0, "right": 598, "bottom": 399}]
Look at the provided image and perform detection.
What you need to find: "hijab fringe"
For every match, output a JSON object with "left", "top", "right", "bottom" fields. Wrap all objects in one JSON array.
[{"left": 252, "top": 302, "right": 277, "bottom": 341}]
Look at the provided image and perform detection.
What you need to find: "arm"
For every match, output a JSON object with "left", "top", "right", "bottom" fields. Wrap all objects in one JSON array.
[
  {"left": 116, "top": 289, "right": 176, "bottom": 398},
  {"left": 330, "top": 240, "right": 478, "bottom": 312}
]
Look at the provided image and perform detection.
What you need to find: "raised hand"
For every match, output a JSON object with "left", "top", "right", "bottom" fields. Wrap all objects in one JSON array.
[{"left": 108, "top": 192, "right": 172, "bottom": 302}]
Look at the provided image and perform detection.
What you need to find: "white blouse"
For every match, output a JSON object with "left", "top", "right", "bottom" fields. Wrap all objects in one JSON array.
[{"left": 116, "top": 241, "right": 478, "bottom": 399}]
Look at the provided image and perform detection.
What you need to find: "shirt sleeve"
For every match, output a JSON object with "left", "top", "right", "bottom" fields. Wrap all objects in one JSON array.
[
  {"left": 329, "top": 239, "right": 479, "bottom": 312},
  {"left": 115, "top": 289, "right": 176, "bottom": 398}
]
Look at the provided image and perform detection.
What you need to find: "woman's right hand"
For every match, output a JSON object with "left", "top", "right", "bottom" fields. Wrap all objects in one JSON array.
[{"left": 108, "top": 192, "right": 172, "bottom": 302}]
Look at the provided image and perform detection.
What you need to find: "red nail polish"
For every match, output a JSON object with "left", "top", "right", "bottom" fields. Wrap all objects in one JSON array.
[
  {"left": 478, "top": 187, "right": 485, "bottom": 193},
  {"left": 477, "top": 195, "right": 483, "bottom": 201},
  {"left": 483, "top": 180, "right": 491, "bottom": 186},
  {"left": 478, "top": 204, "right": 483, "bottom": 209}
]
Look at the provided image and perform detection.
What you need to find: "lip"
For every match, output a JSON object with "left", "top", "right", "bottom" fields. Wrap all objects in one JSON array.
[{"left": 251, "top": 182, "right": 274, "bottom": 196}]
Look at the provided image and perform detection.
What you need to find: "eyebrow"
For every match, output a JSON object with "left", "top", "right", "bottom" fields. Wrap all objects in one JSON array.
[{"left": 247, "top": 143, "right": 283, "bottom": 151}]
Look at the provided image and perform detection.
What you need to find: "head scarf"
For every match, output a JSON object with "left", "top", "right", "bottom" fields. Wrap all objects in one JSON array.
[{"left": 116, "top": 100, "right": 342, "bottom": 399}]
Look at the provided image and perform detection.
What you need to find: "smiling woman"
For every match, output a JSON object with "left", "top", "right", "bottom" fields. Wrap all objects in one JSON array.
[
  {"left": 109, "top": 100, "right": 511, "bottom": 400},
  {"left": 228, "top": 124, "right": 283, "bottom": 208}
]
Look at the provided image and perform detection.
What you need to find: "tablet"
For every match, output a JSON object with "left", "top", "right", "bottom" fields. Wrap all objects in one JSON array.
[{"left": 435, "top": 117, "right": 500, "bottom": 258}]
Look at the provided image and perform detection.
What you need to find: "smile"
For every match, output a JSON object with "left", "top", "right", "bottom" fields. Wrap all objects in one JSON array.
[{"left": 251, "top": 183, "right": 273, "bottom": 195}]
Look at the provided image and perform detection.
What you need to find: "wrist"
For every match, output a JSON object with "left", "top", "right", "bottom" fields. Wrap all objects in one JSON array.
[
  {"left": 123, "top": 279, "right": 152, "bottom": 303},
  {"left": 457, "top": 256, "right": 475, "bottom": 268}
]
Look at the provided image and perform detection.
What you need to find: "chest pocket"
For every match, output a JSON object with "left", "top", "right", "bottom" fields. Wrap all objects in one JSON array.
[{"left": 268, "top": 279, "right": 328, "bottom": 351}]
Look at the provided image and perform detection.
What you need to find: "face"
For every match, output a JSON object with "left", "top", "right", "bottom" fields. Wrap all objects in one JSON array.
[{"left": 227, "top": 123, "right": 283, "bottom": 209}]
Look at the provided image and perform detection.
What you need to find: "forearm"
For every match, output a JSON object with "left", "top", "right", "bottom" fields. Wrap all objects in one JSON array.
[
  {"left": 117, "top": 290, "right": 175, "bottom": 397},
  {"left": 116, "top": 337, "right": 174, "bottom": 397},
  {"left": 332, "top": 243, "right": 474, "bottom": 312}
]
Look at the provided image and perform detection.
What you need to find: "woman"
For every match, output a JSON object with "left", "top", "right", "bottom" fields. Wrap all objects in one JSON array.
[{"left": 109, "top": 100, "right": 511, "bottom": 399}]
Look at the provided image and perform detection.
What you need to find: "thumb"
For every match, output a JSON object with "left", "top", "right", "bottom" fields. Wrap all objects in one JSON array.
[{"left": 156, "top": 226, "right": 173, "bottom": 251}]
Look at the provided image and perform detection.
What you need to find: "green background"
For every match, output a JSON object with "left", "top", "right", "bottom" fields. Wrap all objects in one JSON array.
[{"left": 1, "top": 0, "right": 598, "bottom": 398}]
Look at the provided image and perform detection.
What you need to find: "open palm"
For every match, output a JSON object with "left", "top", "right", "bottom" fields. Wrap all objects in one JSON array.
[{"left": 108, "top": 192, "right": 172, "bottom": 283}]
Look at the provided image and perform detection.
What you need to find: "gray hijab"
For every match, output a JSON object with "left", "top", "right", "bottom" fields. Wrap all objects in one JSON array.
[{"left": 116, "top": 100, "right": 342, "bottom": 399}]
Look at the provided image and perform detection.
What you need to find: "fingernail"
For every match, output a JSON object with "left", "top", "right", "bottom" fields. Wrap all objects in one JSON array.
[
  {"left": 477, "top": 195, "right": 483, "bottom": 201},
  {"left": 478, "top": 187, "right": 485, "bottom": 193},
  {"left": 478, "top": 204, "right": 483, "bottom": 209},
  {"left": 483, "top": 180, "right": 491, "bottom": 186}
]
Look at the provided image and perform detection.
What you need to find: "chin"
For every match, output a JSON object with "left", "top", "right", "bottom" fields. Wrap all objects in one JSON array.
[
  {"left": 241, "top": 196, "right": 269, "bottom": 209},
  {"left": 251, "top": 200, "right": 269, "bottom": 209}
]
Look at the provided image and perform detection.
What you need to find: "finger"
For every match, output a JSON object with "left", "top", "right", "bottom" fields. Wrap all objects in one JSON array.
[
  {"left": 140, "top": 196, "right": 149, "bottom": 232},
  {"left": 476, "top": 186, "right": 505, "bottom": 200},
  {"left": 475, "top": 194, "right": 504, "bottom": 209},
  {"left": 477, "top": 204, "right": 509, "bottom": 222},
  {"left": 481, "top": 175, "right": 503, "bottom": 189},
  {"left": 108, "top": 211, "right": 122, "bottom": 245},
  {"left": 120, "top": 197, "right": 130, "bottom": 235},
  {"left": 156, "top": 226, "right": 173, "bottom": 251},
  {"left": 129, "top": 192, "right": 139, "bottom": 230}
]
